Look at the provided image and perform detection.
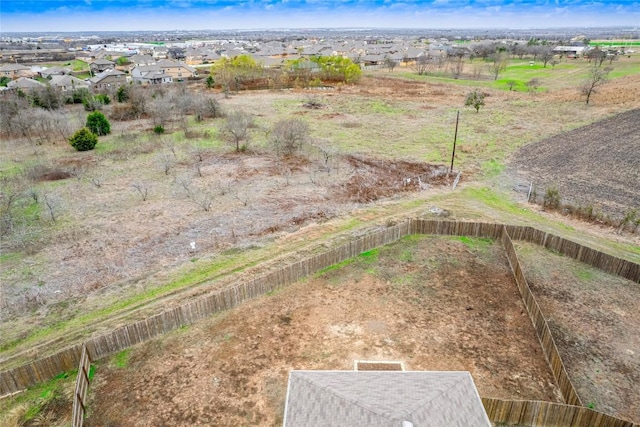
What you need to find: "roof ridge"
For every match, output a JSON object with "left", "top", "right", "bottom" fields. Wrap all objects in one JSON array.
[
  {"left": 394, "top": 373, "right": 468, "bottom": 420},
  {"left": 293, "top": 372, "right": 393, "bottom": 421}
]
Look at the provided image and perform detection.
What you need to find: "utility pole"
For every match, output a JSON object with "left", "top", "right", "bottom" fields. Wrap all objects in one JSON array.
[{"left": 450, "top": 110, "right": 460, "bottom": 174}]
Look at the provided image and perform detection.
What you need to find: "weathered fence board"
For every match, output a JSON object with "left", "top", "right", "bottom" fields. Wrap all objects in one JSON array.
[
  {"left": 71, "top": 344, "right": 91, "bottom": 427},
  {"left": 483, "top": 398, "right": 638, "bottom": 427},
  {"left": 501, "top": 227, "right": 582, "bottom": 406}
]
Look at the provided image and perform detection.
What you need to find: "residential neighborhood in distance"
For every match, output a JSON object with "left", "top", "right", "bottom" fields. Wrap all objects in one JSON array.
[{"left": 0, "top": 26, "right": 637, "bottom": 93}]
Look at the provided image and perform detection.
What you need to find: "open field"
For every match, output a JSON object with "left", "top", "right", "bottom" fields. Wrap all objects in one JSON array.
[
  {"left": 86, "top": 236, "right": 562, "bottom": 426},
  {"left": 507, "top": 108, "right": 640, "bottom": 221},
  {"left": 515, "top": 241, "right": 640, "bottom": 423},
  {"left": 1, "top": 53, "right": 639, "bottom": 426}
]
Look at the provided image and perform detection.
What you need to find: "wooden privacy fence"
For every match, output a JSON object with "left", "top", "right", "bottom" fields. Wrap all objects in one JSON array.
[
  {"left": 501, "top": 227, "right": 582, "bottom": 406},
  {"left": 1, "top": 220, "right": 638, "bottom": 426},
  {"left": 71, "top": 345, "right": 91, "bottom": 427},
  {"left": 482, "top": 398, "right": 639, "bottom": 427}
]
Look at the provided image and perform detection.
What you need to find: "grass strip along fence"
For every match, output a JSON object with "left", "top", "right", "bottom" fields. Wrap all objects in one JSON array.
[{"left": 1, "top": 220, "right": 638, "bottom": 426}]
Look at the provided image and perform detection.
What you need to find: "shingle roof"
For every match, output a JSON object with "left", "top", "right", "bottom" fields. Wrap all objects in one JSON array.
[{"left": 283, "top": 371, "right": 491, "bottom": 427}]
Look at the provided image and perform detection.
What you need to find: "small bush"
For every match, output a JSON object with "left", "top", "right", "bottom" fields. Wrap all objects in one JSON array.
[
  {"left": 465, "top": 89, "right": 485, "bottom": 113},
  {"left": 543, "top": 187, "right": 560, "bottom": 210},
  {"left": 153, "top": 125, "right": 165, "bottom": 134},
  {"left": 86, "top": 111, "right": 111, "bottom": 136},
  {"left": 69, "top": 128, "right": 98, "bottom": 151}
]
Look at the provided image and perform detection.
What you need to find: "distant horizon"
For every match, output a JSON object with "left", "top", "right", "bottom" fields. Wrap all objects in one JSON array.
[{"left": 1, "top": 0, "right": 638, "bottom": 33}]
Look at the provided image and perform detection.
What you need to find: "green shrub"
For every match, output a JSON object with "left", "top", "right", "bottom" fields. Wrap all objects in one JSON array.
[
  {"left": 95, "top": 93, "right": 111, "bottom": 105},
  {"left": 153, "top": 125, "right": 165, "bottom": 134},
  {"left": 543, "top": 187, "right": 560, "bottom": 209},
  {"left": 69, "top": 128, "right": 98, "bottom": 151},
  {"left": 86, "top": 111, "right": 111, "bottom": 136}
]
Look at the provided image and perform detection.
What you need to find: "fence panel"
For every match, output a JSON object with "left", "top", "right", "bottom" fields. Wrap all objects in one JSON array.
[
  {"left": 501, "top": 227, "right": 582, "bottom": 406},
  {"left": 71, "top": 345, "right": 91, "bottom": 427},
  {"left": 482, "top": 398, "right": 638, "bottom": 427}
]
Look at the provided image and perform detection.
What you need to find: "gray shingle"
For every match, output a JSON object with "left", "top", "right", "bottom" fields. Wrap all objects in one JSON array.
[{"left": 284, "top": 371, "right": 491, "bottom": 427}]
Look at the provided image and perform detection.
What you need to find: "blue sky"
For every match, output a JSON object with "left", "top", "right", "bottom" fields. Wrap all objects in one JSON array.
[{"left": 1, "top": 0, "right": 638, "bottom": 32}]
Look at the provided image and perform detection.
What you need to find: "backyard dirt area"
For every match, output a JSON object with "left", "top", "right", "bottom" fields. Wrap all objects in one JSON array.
[
  {"left": 515, "top": 241, "right": 640, "bottom": 424},
  {"left": 86, "top": 236, "right": 562, "bottom": 427},
  {"left": 507, "top": 108, "right": 640, "bottom": 220}
]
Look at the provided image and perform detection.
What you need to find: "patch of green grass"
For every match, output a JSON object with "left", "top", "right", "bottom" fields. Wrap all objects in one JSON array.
[
  {"left": 0, "top": 251, "right": 21, "bottom": 263},
  {"left": 454, "top": 236, "right": 494, "bottom": 251},
  {"left": 481, "top": 159, "right": 505, "bottom": 177},
  {"left": 0, "top": 369, "right": 74, "bottom": 424},
  {"left": 367, "top": 99, "right": 403, "bottom": 114},
  {"left": 358, "top": 248, "right": 379, "bottom": 264},
  {"left": 113, "top": 349, "right": 131, "bottom": 368},
  {"left": 399, "top": 249, "right": 414, "bottom": 262},
  {"left": 574, "top": 267, "right": 594, "bottom": 281},
  {"left": 315, "top": 258, "right": 355, "bottom": 276}
]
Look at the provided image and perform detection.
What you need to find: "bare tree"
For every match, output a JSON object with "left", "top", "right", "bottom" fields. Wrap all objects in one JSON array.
[
  {"left": 270, "top": 118, "right": 309, "bottom": 156},
  {"left": 132, "top": 182, "right": 150, "bottom": 201},
  {"left": 193, "top": 190, "right": 214, "bottom": 211},
  {"left": 448, "top": 49, "right": 466, "bottom": 79},
  {"left": 581, "top": 65, "right": 612, "bottom": 105},
  {"left": 410, "top": 53, "right": 431, "bottom": 75},
  {"left": 526, "top": 78, "right": 541, "bottom": 92},
  {"left": 42, "top": 193, "right": 60, "bottom": 223},
  {"left": 383, "top": 56, "right": 397, "bottom": 73},
  {"left": 157, "top": 152, "right": 175, "bottom": 175},
  {"left": 488, "top": 53, "right": 508, "bottom": 81},
  {"left": 224, "top": 111, "right": 253, "bottom": 152},
  {"left": 539, "top": 46, "right": 555, "bottom": 68}
]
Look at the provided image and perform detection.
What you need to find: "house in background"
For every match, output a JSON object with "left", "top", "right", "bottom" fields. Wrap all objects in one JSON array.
[
  {"left": 283, "top": 370, "right": 491, "bottom": 427},
  {"left": 6, "top": 77, "right": 45, "bottom": 91},
  {"left": 0, "top": 63, "right": 34, "bottom": 79},
  {"left": 89, "top": 68, "right": 127, "bottom": 90},
  {"left": 39, "top": 66, "right": 72, "bottom": 79},
  {"left": 49, "top": 75, "right": 89, "bottom": 92},
  {"left": 130, "top": 65, "right": 173, "bottom": 85},
  {"left": 90, "top": 58, "right": 116, "bottom": 74}
]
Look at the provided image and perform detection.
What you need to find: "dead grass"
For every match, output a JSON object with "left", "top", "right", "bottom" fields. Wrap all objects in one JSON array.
[{"left": 1, "top": 63, "right": 639, "bottom": 374}]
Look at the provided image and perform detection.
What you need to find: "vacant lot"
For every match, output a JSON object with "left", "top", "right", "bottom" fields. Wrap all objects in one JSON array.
[
  {"left": 508, "top": 108, "right": 640, "bottom": 220},
  {"left": 515, "top": 241, "right": 640, "bottom": 424},
  {"left": 86, "top": 236, "right": 561, "bottom": 426}
]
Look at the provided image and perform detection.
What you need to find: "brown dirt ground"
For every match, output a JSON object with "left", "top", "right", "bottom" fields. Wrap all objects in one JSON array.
[
  {"left": 507, "top": 108, "right": 640, "bottom": 220},
  {"left": 515, "top": 241, "right": 640, "bottom": 424},
  {"left": 86, "top": 236, "right": 562, "bottom": 427}
]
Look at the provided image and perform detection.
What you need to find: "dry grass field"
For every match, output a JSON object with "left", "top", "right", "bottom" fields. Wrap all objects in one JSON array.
[{"left": 1, "top": 55, "right": 639, "bottom": 426}]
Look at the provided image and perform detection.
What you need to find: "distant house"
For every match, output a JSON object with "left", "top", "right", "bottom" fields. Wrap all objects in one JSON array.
[
  {"left": 0, "top": 63, "right": 33, "bottom": 79},
  {"left": 129, "top": 54, "right": 156, "bottom": 68},
  {"left": 90, "top": 58, "right": 116, "bottom": 74},
  {"left": 130, "top": 65, "right": 173, "bottom": 85},
  {"left": 7, "top": 77, "right": 45, "bottom": 91},
  {"left": 49, "top": 75, "right": 89, "bottom": 92},
  {"left": 155, "top": 59, "right": 197, "bottom": 81},
  {"left": 283, "top": 371, "right": 491, "bottom": 427},
  {"left": 553, "top": 46, "right": 589, "bottom": 57},
  {"left": 89, "top": 69, "right": 127, "bottom": 90},
  {"left": 39, "top": 66, "right": 72, "bottom": 79}
]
